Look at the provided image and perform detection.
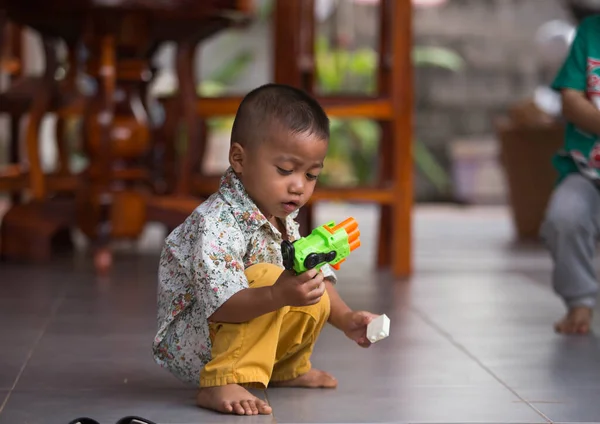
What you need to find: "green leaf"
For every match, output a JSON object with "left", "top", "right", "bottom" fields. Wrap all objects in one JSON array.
[
  {"left": 347, "top": 119, "right": 379, "bottom": 153},
  {"left": 197, "top": 80, "right": 227, "bottom": 97},
  {"left": 207, "top": 116, "right": 235, "bottom": 132},
  {"left": 412, "top": 46, "right": 465, "bottom": 71},
  {"left": 315, "top": 34, "right": 330, "bottom": 54},
  {"left": 346, "top": 48, "right": 377, "bottom": 77},
  {"left": 258, "top": 0, "right": 274, "bottom": 21},
  {"left": 316, "top": 54, "right": 341, "bottom": 92},
  {"left": 413, "top": 139, "right": 452, "bottom": 193},
  {"left": 329, "top": 118, "right": 345, "bottom": 133},
  {"left": 205, "top": 50, "right": 254, "bottom": 86}
]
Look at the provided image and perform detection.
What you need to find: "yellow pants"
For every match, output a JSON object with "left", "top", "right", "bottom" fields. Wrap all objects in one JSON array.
[{"left": 199, "top": 263, "right": 331, "bottom": 388}]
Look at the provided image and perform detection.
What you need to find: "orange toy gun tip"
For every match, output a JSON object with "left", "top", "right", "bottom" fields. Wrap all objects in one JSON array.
[
  {"left": 331, "top": 217, "right": 358, "bottom": 234},
  {"left": 335, "top": 217, "right": 361, "bottom": 251}
]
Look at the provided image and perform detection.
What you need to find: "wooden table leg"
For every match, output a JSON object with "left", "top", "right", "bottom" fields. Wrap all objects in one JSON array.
[
  {"left": 26, "top": 37, "right": 58, "bottom": 201},
  {"left": 0, "top": 36, "right": 77, "bottom": 263},
  {"left": 376, "top": 1, "right": 392, "bottom": 269},
  {"left": 174, "top": 38, "right": 202, "bottom": 196},
  {"left": 78, "top": 33, "right": 117, "bottom": 274},
  {"left": 390, "top": 0, "right": 413, "bottom": 279}
]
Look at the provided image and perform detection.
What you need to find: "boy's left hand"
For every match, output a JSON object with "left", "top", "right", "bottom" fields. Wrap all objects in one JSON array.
[{"left": 341, "top": 310, "right": 379, "bottom": 348}]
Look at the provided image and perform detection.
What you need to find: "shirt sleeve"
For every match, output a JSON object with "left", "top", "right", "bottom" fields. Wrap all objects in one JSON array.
[
  {"left": 192, "top": 217, "right": 249, "bottom": 319},
  {"left": 551, "top": 18, "right": 590, "bottom": 92}
]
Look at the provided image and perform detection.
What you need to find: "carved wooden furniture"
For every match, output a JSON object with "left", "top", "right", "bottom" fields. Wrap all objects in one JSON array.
[
  {"left": 0, "top": 18, "right": 22, "bottom": 189},
  {"left": 0, "top": 17, "right": 24, "bottom": 201},
  {"left": 1, "top": 1, "right": 254, "bottom": 271},
  {"left": 0, "top": 15, "right": 85, "bottom": 261},
  {"left": 162, "top": 0, "right": 414, "bottom": 278},
  {"left": 0, "top": 37, "right": 83, "bottom": 196},
  {"left": 272, "top": 0, "right": 414, "bottom": 280},
  {"left": 1, "top": 0, "right": 413, "bottom": 278}
]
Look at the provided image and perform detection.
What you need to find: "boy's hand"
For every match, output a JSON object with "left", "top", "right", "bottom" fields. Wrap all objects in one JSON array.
[
  {"left": 271, "top": 268, "right": 325, "bottom": 307},
  {"left": 341, "top": 311, "right": 379, "bottom": 348}
]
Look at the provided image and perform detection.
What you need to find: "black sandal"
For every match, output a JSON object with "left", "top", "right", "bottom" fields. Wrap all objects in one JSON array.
[
  {"left": 68, "top": 419, "right": 101, "bottom": 424},
  {"left": 115, "top": 416, "right": 158, "bottom": 424}
]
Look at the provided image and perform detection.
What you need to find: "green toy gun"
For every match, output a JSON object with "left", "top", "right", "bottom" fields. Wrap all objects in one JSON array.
[{"left": 281, "top": 217, "right": 361, "bottom": 274}]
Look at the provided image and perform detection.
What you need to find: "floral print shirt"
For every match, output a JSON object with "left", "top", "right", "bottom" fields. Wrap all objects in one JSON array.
[{"left": 152, "top": 167, "right": 336, "bottom": 386}]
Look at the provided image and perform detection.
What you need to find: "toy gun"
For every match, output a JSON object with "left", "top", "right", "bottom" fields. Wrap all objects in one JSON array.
[{"left": 281, "top": 217, "right": 361, "bottom": 274}]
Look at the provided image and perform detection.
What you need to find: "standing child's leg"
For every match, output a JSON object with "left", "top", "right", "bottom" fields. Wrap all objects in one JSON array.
[
  {"left": 541, "top": 173, "right": 600, "bottom": 334},
  {"left": 197, "top": 263, "right": 331, "bottom": 415}
]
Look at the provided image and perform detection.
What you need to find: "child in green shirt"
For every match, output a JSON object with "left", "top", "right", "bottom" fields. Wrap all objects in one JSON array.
[{"left": 541, "top": 15, "right": 600, "bottom": 334}]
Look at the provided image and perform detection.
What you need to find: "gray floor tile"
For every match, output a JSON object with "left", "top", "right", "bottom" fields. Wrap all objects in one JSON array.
[
  {"left": 3, "top": 204, "right": 600, "bottom": 423},
  {"left": 0, "top": 298, "right": 57, "bottom": 390},
  {"left": 0, "top": 262, "right": 73, "bottom": 288},
  {"left": 404, "top": 272, "right": 558, "bottom": 310},
  {"left": 463, "top": 336, "right": 600, "bottom": 390},
  {"left": 0, "top": 388, "right": 271, "bottom": 424},
  {"left": 516, "top": 387, "right": 600, "bottom": 423},
  {"left": 15, "top": 332, "right": 185, "bottom": 391},
  {"left": 309, "top": 326, "right": 505, "bottom": 389},
  {"left": 13, "top": 286, "right": 172, "bottom": 391},
  {"left": 266, "top": 386, "right": 547, "bottom": 423},
  {"left": 0, "top": 297, "right": 61, "bottom": 334},
  {"left": 0, "top": 390, "right": 8, "bottom": 412},
  {"left": 0, "top": 340, "right": 32, "bottom": 391},
  {"left": 46, "top": 312, "right": 158, "bottom": 337}
]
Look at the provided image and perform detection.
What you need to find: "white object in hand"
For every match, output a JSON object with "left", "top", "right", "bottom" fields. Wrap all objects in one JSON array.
[{"left": 367, "top": 314, "right": 390, "bottom": 343}]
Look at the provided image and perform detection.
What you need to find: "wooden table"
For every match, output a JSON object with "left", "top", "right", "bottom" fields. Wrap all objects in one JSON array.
[{"left": 0, "top": 0, "right": 253, "bottom": 272}]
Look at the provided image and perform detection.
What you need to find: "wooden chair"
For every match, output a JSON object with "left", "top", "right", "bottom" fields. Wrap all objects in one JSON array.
[
  {"left": 165, "top": 0, "right": 413, "bottom": 278},
  {"left": 0, "top": 18, "right": 86, "bottom": 261},
  {"left": 0, "top": 18, "right": 22, "bottom": 186},
  {"left": 88, "top": 1, "right": 256, "bottom": 271},
  {"left": 0, "top": 18, "right": 27, "bottom": 201},
  {"left": 288, "top": 0, "right": 414, "bottom": 279},
  {"left": 0, "top": 19, "right": 84, "bottom": 194}
]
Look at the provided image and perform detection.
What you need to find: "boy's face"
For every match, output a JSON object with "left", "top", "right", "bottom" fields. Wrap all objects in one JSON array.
[{"left": 229, "top": 125, "right": 328, "bottom": 223}]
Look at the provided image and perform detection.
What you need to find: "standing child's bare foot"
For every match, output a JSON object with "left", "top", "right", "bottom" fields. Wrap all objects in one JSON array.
[
  {"left": 270, "top": 369, "right": 338, "bottom": 388},
  {"left": 554, "top": 306, "right": 593, "bottom": 335},
  {"left": 196, "top": 384, "right": 272, "bottom": 415}
]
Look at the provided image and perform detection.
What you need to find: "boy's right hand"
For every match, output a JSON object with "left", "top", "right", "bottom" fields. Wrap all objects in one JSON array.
[{"left": 271, "top": 268, "right": 326, "bottom": 307}]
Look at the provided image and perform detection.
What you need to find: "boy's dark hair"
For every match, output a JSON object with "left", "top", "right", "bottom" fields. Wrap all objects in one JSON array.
[{"left": 230, "top": 83, "right": 330, "bottom": 148}]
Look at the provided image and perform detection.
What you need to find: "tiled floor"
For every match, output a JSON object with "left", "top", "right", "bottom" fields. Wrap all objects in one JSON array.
[{"left": 1, "top": 204, "right": 600, "bottom": 424}]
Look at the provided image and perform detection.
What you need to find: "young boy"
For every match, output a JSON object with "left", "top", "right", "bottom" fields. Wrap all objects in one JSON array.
[
  {"left": 541, "top": 15, "right": 600, "bottom": 335},
  {"left": 152, "top": 83, "right": 379, "bottom": 415}
]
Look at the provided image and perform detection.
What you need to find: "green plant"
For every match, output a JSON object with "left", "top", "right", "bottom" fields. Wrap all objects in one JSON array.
[
  {"left": 198, "top": 50, "right": 254, "bottom": 133},
  {"left": 314, "top": 33, "right": 465, "bottom": 193},
  {"left": 186, "top": 0, "right": 466, "bottom": 195},
  {"left": 314, "top": 35, "right": 379, "bottom": 185},
  {"left": 195, "top": 0, "right": 274, "bottom": 132}
]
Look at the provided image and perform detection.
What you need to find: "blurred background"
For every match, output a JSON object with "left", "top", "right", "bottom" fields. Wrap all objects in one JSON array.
[
  {"left": 0, "top": 0, "right": 596, "bottom": 273},
  {"left": 4, "top": 2, "right": 600, "bottom": 422}
]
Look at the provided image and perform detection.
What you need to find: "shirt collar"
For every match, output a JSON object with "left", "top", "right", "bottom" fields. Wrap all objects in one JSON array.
[{"left": 218, "top": 167, "right": 299, "bottom": 239}]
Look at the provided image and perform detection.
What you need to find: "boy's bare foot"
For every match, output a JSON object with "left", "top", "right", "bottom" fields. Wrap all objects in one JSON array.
[
  {"left": 554, "top": 306, "right": 593, "bottom": 335},
  {"left": 196, "top": 384, "right": 272, "bottom": 415},
  {"left": 271, "top": 369, "right": 338, "bottom": 388}
]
